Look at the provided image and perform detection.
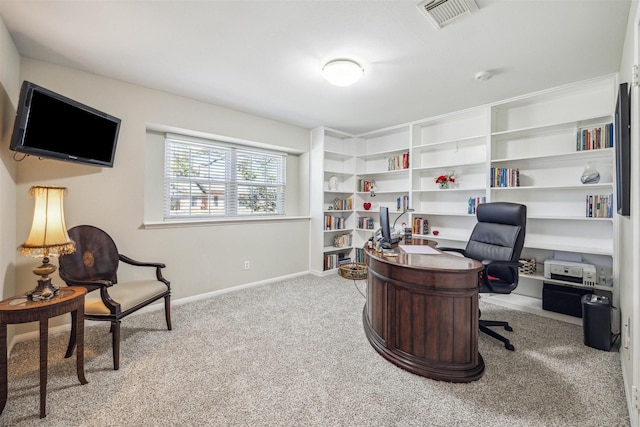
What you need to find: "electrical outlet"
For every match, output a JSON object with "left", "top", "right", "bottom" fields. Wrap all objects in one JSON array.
[{"left": 244, "top": 261, "right": 250, "bottom": 270}]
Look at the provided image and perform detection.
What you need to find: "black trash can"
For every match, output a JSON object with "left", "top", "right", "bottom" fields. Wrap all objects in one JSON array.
[{"left": 582, "top": 294, "right": 612, "bottom": 351}]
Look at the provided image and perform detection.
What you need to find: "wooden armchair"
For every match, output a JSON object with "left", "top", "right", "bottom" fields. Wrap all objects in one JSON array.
[{"left": 59, "top": 225, "right": 172, "bottom": 370}]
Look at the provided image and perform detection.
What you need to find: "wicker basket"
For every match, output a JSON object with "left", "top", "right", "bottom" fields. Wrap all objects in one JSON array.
[
  {"left": 339, "top": 262, "right": 367, "bottom": 280},
  {"left": 518, "top": 258, "right": 536, "bottom": 275}
]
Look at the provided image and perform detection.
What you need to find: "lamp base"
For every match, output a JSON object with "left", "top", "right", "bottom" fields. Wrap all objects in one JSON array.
[{"left": 26, "top": 277, "right": 60, "bottom": 301}]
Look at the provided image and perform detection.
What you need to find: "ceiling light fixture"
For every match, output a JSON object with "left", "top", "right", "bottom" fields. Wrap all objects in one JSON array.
[{"left": 322, "top": 59, "right": 364, "bottom": 87}]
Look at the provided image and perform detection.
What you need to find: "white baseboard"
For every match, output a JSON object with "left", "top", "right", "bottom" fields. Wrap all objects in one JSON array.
[{"left": 170, "top": 270, "right": 309, "bottom": 308}]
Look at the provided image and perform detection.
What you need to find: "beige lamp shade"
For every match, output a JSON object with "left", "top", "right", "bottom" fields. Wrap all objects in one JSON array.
[{"left": 19, "top": 186, "right": 75, "bottom": 257}]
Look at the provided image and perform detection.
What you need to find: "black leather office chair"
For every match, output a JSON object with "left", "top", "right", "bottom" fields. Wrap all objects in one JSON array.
[{"left": 439, "top": 202, "right": 527, "bottom": 351}]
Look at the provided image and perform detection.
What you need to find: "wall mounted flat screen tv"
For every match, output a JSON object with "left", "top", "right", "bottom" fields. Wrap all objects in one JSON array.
[
  {"left": 615, "top": 82, "right": 630, "bottom": 216},
  {"left": 10, "top": 81, "right": 121, "bottom": 167}
]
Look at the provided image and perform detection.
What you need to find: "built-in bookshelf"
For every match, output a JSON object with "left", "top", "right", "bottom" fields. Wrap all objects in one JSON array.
[{"left": 311, "top": 74, "right": 619, "bottom": 325}]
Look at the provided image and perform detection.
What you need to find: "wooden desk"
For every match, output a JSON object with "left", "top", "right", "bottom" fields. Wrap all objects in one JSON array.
[
  {"left": 0, "top": 286, "right": 88, "bottom": 418},
  {"left": 363, "top": 245, "right": 485, "bottom": 382}
]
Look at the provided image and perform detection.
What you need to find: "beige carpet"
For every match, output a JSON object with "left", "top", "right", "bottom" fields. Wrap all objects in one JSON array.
[{"left": 0, "top": 274, "right": 630, "bottom": 426}]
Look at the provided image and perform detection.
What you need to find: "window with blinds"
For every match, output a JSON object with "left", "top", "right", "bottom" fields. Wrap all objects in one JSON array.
[{"left": 164, "top": 135, "right": 286, "bottom": 219}]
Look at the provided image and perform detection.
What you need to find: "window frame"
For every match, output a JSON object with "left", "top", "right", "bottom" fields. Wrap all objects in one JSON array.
[{"left": 164, "top": 133, "right": 287, "bottom": 220}]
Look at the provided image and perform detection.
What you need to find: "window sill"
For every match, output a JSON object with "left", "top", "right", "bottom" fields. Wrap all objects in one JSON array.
[{"left": 142, "top": 216, "right": 310, "bottom": 229}]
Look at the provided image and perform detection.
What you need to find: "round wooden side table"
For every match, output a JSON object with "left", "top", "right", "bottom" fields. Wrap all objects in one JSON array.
[{"left": 0, "top": 286, "right": 88, "bottom": 418}]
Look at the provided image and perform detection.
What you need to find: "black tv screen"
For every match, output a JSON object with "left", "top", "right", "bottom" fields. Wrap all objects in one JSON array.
[
  {"left": 615, "top": 82, "right": 630, "bottom": 216},
  {"left": 10, "top": 81, "right": 121, "bottom": 167}
]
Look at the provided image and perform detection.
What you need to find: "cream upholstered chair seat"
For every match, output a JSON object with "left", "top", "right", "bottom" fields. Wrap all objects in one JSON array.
[
  {"left": 84, "top": 280, "right": 169, "bottom": 316},
  {"left": 59, "top": 225, "right": 172, "bottom": 370}
]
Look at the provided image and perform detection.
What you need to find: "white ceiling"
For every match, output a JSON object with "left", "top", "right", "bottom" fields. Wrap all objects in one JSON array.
[{"left": 0, "top": 0, "right": 632, "bottom": 135}]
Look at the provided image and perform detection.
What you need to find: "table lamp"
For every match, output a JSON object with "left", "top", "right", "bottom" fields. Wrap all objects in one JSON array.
[{"left": 18, "top": 186, "right": 76, "bottom": 300}]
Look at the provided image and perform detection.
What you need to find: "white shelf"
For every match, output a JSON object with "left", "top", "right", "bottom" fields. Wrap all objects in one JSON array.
[
  {"left": 324, "top": 169, "right": 353, "bottom": 177},
  {"left": 412, "top": 211, "right": 475, "bottom": 217},
  {"left": 491, "top": 114, "right": 611, "bottom": 139},
  {"left": 358, "top": 147, "right": 409, "bottom": 161},
  {"left": 413, "top": 187, "right": 486, "bottom": 193},
  {"left": 324, "top": 190, "right": 354, "bottom": 195},
  {"left": 323, "top": 228, "right": 352, "bottom": 233},
  {"left": 491, "top": 147, "right": 613, "bottom": 164},
  {"left": 527, "top": 215, "right": 613, "bottom": 221},
  {"left": 480, "top": 293, "right": 582, "bottom": 326},
  {"left": 413, "top": 134, "right": 486, "bottom": 149},
  {"left": 324, "top": 150, "right": 353, "bottom": 161},
  {"left": 490, "top": 183, "right": 613, "bottom": 191},
  {"left": 356, "top": 168, "right": 410, "bottom": 177},
  {"left": 355, "top": 190, "right": 408, "bottom": 195},
  {"left": 521, "top": 272, "right": 614, "bottom": 292},
  {"left": 323, "top": 245, "right": 354, "bottom": 253},
  {"left": 412, "top": 160, "right": 486, "bottom": 172}
]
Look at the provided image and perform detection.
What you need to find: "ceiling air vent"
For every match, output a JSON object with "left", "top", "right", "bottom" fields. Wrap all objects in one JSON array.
[{"left": 417, "top": 0, "right": 479, "bottom": 29}]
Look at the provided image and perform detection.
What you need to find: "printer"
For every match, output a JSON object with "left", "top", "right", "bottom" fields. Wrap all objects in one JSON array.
[{"left": 543, "top": 260, "right": 597, "bottom": 286}]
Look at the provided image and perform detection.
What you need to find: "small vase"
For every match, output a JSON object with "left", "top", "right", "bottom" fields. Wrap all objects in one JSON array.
[
  {"left": 328, "top": 175, "right": 338, "bottom": 191},
  {"left": 439, "top": 181, "right": 449, "bottom": 189}
]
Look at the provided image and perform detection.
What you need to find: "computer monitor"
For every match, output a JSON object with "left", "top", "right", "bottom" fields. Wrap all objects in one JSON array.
[
  {"left": 380, "top": 206, "right": 392, "bottom": 245},
  {"left": 379, "top": 206, "right": 400, "bottom": 249}
]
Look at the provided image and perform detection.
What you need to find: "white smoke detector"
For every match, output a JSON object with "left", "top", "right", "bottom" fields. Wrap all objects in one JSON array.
[
  {"left": 475, "top": 70, "right": 493, "bottom": 81},
  {"left": 417, "top": 0, "right": 479, "bottom": 29}
]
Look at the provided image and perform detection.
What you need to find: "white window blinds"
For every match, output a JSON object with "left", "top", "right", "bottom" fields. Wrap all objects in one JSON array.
[{"left": 164, "top": 135, "right": 286, "bottom": 219}]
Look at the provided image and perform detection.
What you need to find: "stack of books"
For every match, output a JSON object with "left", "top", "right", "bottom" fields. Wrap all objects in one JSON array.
[
  {"left": 586, "top": 193, "right": 613, "bottom": 218},
  {"left": 491, "top": 167, "right": 520, "bottom": 187}
]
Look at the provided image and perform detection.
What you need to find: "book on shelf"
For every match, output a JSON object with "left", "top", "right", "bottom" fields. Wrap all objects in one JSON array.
[
  {"left": 396, "top": 195, "right": 409, "bottom": 211},
  {"left": 324, "top": 215, "right": 345, "bottom": 230},
  {"left": 357, "top": 179, "right": 375, "bottom": 192},
  {"left": 333, "top": 233, "right": 353, "bottom": 248},
  {"left": 585, "top": 193, "right": 613, "bottom": 218},
  {"left": 355, "top": 248, "right": 365, "bottom": 263},
  {"left": 324, "top": 252, "right": 352, "bottom": 270},
  {"left": 490, "top": 167, "right": 520, "bottom": 188},
  {"left": 576, "top": 123, "right": 613, "bottom": 151},
  {"left": 468, "top": 196, "right": 486, "bottom": 214},
  {"left": 358, "top": 216, "right": 375, "bottom": 230},
  {"left": 412, "top": 217, "right": 430, "bottom": 235},
  {"left": 388, "top": 152, "right": 410, "bottom": 171},
  {"left": 331, "top": 197, "right": 353, "bottom": 211}
]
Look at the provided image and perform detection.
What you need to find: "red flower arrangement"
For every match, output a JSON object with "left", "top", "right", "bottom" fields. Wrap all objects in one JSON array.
[{"left": 435, "top": 174, "right": 455, "bottom": 184}]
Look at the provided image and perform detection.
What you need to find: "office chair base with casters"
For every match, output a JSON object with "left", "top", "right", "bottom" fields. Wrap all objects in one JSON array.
[{"left": 480, "top": 321, "right": 514, "bottom": 351}]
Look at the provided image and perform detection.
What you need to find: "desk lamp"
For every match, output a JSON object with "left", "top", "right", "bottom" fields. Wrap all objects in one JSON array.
[{"left": 19, "top": 186, "right": 75, "bottom": 300}]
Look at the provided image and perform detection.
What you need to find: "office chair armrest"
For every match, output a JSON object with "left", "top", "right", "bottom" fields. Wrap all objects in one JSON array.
[
  {"left": 480, "top": 259, "right": 522, "bottom": 292},
  {"left": 481, "top": 259, "right": 522, "bottom": 269}
]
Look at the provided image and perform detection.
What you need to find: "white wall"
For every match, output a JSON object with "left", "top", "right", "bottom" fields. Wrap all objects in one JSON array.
[
  {"left": 10, "top": 58, "right": 311, "bottom": 333},
  {"left": 618, "top": 1, "right": 639, "bottom": 424},
  {"left": 0, "top": 16, "right": 19, "bottom": 345}
]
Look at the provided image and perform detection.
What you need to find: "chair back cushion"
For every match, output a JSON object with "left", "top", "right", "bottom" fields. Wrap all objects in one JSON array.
[
  {"left": 59, "top": 225, "right": 120, "bottom": 283},
  {"left": 465, "top": 202, "right": 527, "bottom": 283}
]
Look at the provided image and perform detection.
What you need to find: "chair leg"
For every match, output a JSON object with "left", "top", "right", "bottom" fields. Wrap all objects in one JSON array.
[
  {"left": 480, "top": 320, "right": 515, "bottom": 351},
  {"left": 111, "top": 320, "right": 121, "bottom": 370},
  {"left": 164, "top": 295, "right": 172, "bottom": 331}
]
